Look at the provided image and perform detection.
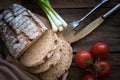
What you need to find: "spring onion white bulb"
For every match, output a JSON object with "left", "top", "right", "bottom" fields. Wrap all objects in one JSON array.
[{"left": 34, "top": 0, "right": 68, "bottom": 32}]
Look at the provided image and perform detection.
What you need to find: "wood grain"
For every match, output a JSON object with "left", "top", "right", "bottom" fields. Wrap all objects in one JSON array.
[
  {"left": 21, "top": 0, "right": 120, "bottom": 8},
  {"left": 0, "top": 0, "right": 21, "bottom": 10},
  {"left": 0, "top": 0, "right": 120, "bottom": 80},
  {"left": 68, "top": 53, "right": 120, "bottom": 80}
]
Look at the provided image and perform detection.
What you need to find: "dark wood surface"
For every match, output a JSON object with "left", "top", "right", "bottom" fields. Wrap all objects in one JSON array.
[{"left": 1, "top": 0, "right": 120, "bottom": 80}]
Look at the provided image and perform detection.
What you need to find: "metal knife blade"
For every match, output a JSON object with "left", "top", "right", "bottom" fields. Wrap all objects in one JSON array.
[{"left": 66, "top": 3, "right": 120, "bottom": 43}]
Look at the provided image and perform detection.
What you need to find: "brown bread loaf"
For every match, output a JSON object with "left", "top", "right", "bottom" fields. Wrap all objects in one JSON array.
[
  {"left": 20, "top": 30, "right": 59, "bottom": 67},
  {"left": 28, "top": 38, "right": 62, "bottom": 73},
  {"left": 0, "top": 4, "right": 47, "bottom": 58},
  {"left": 40, "top": 40, "right": 73, "bottom": 80}
]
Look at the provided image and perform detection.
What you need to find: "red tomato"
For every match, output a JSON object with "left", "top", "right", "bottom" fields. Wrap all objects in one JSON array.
[
  {"left": 74, "top": 50, "right": 93, "bottom": 69},
  {"left": 92, "top": 60, "right": 111, "bottom": 78},
  {"left": 82, "top": 73, "right": 95, "bottom": 80},
  {"left": 91, "top": 42, "right": 109, "bottom": 58}
]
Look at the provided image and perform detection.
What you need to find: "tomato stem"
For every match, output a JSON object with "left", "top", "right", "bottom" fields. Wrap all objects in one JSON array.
[
  {"left": 86, "top": 67, "right": 95, "bottom": 76},
  {"left": 93, "top": 57, "right": 102, "bottom": 79},
  {"left": 85, "top": 67, "right": 98, "bottom": 80},
  {"left": 85, "top": 59, "right": 93, "bottom": 65}
]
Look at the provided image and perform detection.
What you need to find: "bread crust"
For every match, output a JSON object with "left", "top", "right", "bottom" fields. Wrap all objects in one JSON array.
[
  {"left": 0, "top": 4, "right": 47, "bottom": 58},
  {"left": 28, "top": 38, "right": 62, "bottom": 73},
  {"left": 20, "top": 30, "right": 58, "bottom": 67},
  {"left": 40, "top": 40, "right": 73, "bottom": 80}
]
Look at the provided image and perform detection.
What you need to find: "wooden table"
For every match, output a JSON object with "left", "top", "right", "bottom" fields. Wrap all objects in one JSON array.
[{"left": 0, "top": 0, "right": 120, "bottom": 80}]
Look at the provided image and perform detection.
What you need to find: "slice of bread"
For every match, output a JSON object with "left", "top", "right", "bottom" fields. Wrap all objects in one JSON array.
[
  {"left": 28, "top": 38, "right": 62, "bottom": 73},
  {"left": 20, "top": 30, "right": 58, "bottom": 67},
  {"left": 40, "top": 40, "right": 73, "bottom": 80},
  {"left": 0, "top": 4, "right": 47, "bottom": 58}
]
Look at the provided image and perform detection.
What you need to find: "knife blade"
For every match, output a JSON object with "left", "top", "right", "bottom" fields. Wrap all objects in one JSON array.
[
  {"left": 63, "top": 0, "right": 108, "bottom": 40},
  {"left": 65, "top": 3, "right": 120, "bottom": 43}
]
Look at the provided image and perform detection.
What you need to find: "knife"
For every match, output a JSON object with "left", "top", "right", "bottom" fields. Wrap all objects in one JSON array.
[
  {"left": 65, "top": 3, "right": 120, "bottom": 43},
  {"left": 63, "top": 0, "right": 108, "bottom": 41}
]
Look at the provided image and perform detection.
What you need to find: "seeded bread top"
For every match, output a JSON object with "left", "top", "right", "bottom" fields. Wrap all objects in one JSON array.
[{"left": 0, "top": 4, "right": 47, "bottom": 58}]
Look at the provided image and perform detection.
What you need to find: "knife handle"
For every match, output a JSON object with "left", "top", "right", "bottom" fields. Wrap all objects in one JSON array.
[{"left": 103, "top": 3, "right": 120, "bottom": 18}]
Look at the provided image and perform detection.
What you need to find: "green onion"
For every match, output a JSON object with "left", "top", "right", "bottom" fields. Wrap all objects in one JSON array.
[{"left": 34, "top": 0, "right": 68, "bottom": 32}]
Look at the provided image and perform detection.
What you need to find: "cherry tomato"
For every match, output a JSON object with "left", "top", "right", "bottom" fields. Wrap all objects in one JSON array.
[
  {"left": 92, "top": 60, "right": 111, "bottom": 78},
  {"left": 82, "top": 73, "right": 95, "bottom": 80},
  {"left": 74, "top": 50, "right": 93, "bottom": 69},
  {"left": 91, "top": 42, "right": 109, "bottom": 58}
]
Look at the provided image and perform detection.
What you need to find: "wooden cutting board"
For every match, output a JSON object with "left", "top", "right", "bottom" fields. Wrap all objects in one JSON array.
[{"left": 36, "top": 14, "right": 67, "bottom": 41}]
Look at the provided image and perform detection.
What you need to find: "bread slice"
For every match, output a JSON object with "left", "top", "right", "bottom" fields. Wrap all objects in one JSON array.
[
  {"left": 0, "top": 4, "right": 47, "bottom": 58},
  {"left": 40, "top": 40, "right": 73, "bottom": 80},
  {"left": 28, "top": 38, "right": 62, "bottom": 73},
  {"left": 20, "top": 30, "right": 59, "bottom": 67}
]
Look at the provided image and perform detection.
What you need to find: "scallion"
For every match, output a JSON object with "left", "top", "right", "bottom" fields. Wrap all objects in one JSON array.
[{"left": 34, "top": 0, "right": 68, "bottom": 32}]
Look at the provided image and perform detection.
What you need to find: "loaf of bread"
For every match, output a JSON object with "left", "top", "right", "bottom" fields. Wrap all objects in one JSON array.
[
  {"left": 0, "top": 4, "right": 47, "bottom": 58},
  {"left": 20, "top": 30, "right": 59, "bottom": 67},
  {"left": 28, "top": 38, "right": 62, "bottom": 73},
  {"left": 40, "top": 40, "right": 73, "bottom": 80},
  {"left": 0, "top": 4, "right": 73, "bottom": 80}
]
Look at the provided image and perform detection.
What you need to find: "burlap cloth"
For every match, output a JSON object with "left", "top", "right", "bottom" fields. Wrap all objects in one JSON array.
[{"left": 0, "top": 53, "right": 41, "bottom": 80}]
